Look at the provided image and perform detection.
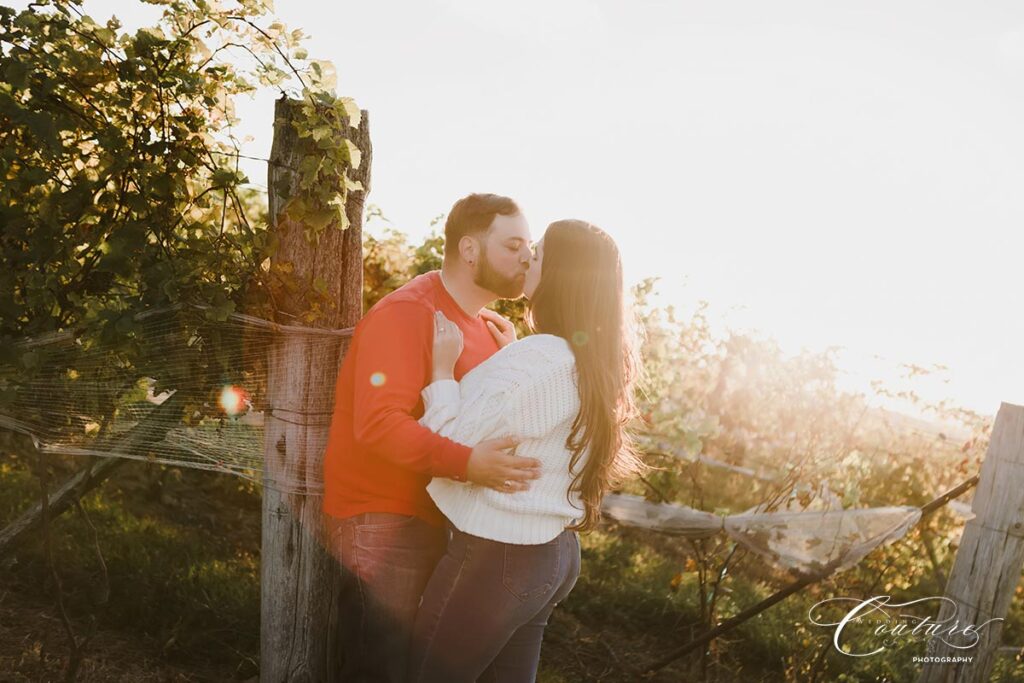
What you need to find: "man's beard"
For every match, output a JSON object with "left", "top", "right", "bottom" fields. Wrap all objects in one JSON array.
[{"left": 474, "top": 247, "right": 525, "bottom": 299}]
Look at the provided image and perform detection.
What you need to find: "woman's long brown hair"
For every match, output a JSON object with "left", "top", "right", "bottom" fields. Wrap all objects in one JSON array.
[{"left": 527, "top": 220, "right": 646, "bottom": 531}]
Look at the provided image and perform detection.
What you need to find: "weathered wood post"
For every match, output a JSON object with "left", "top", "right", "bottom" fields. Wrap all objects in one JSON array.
[
  {"left": 918, "top": 402, "right": 1024, "bottom": 683},
  {"left": 261, "top": 97, "right": 370, "bottom": 682}
]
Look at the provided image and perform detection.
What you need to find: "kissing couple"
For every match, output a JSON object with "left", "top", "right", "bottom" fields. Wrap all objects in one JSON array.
[{"left": 322, "top": 192, "right": 644, "bottom": 682}]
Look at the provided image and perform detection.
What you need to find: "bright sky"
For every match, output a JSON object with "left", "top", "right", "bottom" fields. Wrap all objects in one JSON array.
[{"left": 22, "top": 0, "right": 1024, "bottom": 418}]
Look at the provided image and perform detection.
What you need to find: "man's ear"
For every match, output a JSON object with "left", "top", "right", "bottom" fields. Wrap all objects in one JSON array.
[{"left": 458, "top": 235, "right": 479, "bottom": 266}]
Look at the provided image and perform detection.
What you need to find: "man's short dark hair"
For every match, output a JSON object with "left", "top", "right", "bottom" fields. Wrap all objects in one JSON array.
[{"left": 444, "top": 193, "right": 520, "bottom": 258}]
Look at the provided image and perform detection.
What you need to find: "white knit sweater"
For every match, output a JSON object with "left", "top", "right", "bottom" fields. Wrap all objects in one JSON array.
[{"left": 419, "top": 333, "right": 584, "bottom": 544}]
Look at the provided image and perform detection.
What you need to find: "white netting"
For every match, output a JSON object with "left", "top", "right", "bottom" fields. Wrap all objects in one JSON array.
[
  {"left": 725, "top": 505, "right": 922, "bottom": 573},
  {"left": 0, "top": 306, "right": 351, "bottom": 493},
  {"left": 602, "top": 493, "right": 922, "bottom": 576}
]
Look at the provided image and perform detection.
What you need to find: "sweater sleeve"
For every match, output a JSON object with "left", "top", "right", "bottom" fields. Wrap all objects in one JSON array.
[
  {"left": 418, "top": 380, "right": 461, "bottom": 433},
  {"left": 350, "top": 302, "right": 471, "bottom": 481}
]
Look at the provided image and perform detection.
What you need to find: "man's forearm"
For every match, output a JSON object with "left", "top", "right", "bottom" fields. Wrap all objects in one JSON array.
[{"left": 355, "top": 410, "right": 471, "bottom": 481}]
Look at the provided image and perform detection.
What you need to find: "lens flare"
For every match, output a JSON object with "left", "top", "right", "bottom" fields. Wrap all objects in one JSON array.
[
  {"left": 369, "top": 372, "right": 387, "bottom": 387},
  {"left": 219, "top": 385, "right": 248, "bottom": 416}
]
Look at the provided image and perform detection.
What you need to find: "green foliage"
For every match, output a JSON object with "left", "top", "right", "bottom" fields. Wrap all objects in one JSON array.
[
  {"left": 625, "top": 275, "right": 1004, "bottom": 680},
  {"left": 362, "top": 210, "right": 418, "bottom": 312},
  {"left": 0, "top": 0, "right": 358, "bottom": 440},
  {"left": 2, "top": 0, "right": 264, "bottom": 342},
  {"left": 280, "top": 91, "right": 362, "bottom": 239}
]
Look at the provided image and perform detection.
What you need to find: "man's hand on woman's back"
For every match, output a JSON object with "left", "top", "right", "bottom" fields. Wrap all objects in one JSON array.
[{"left": 466, "top": 436, "right": 541, "bottom": 493}]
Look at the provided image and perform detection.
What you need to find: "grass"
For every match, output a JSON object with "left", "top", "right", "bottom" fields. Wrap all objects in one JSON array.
[{"left": 0, "top": 451, "right": 260, "bottom": 681}]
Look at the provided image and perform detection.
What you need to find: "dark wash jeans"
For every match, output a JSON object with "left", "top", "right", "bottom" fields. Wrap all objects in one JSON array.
[
  {"left": 325, "top": 512, "right": 447, "bottom": 683},
  {"left": 408, "top": 525, "right": 581, "bottom": 683}
]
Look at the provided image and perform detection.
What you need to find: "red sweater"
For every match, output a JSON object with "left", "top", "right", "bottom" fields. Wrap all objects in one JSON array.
[{"left": 322, "top": 271, "right": 500, "bottom": 526}]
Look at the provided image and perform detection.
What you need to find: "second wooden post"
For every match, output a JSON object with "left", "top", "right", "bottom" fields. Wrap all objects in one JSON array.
[{"left": 918, "top": 402, "right": 1024, "bottom": 683}]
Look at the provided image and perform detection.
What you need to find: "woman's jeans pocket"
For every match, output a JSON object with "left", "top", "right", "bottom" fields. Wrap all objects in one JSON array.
[{"left": 501, "top": 537, "right": 560, "bottom": 601}]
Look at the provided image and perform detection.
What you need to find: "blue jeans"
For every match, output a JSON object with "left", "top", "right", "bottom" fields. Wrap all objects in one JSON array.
[
  {"left": 326, "top": 512, "right": 447, "bottom": 683},
  {"left": 408, "top": 525, "right": 581, "bottom": 683}
]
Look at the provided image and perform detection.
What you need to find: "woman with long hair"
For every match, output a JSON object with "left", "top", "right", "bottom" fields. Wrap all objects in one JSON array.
[{"left": 407, "top": 220, "right": 645, "bottom": 682}]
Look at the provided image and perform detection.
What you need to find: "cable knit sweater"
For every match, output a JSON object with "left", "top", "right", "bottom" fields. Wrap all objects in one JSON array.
[{"left": 418, "top": 333, "right": 584, "bottom": 544}]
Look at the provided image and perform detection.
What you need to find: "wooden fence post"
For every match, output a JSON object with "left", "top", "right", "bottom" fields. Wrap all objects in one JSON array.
[
  {"left": 918, "top": 402, "right": 1024, "bottom": 683},
  {"left": 261, "top": 97, "right": 371, "bottom": 682}
]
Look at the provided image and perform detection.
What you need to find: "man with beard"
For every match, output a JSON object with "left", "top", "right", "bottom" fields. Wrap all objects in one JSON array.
[{"left": 322, "top": 193, "right": 541, "bottom": 682}]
